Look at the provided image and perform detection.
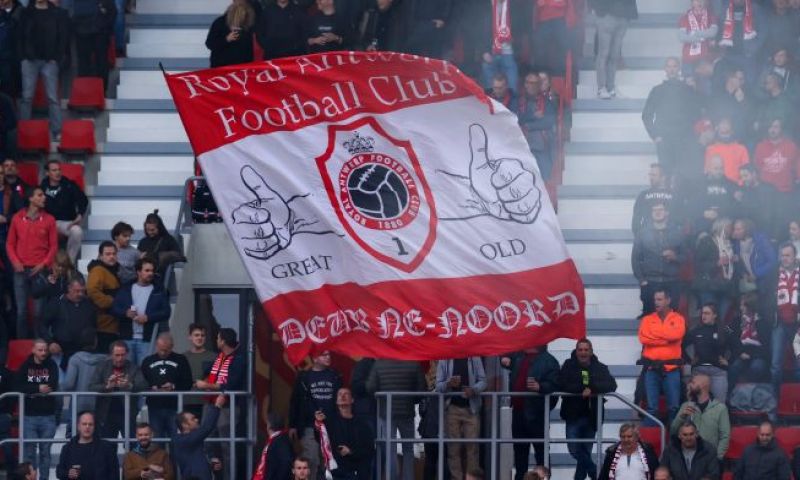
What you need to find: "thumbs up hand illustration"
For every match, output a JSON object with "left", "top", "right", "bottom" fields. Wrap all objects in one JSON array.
[
  {"left": 440, "top": 124, "right": 542, "bottom": 224},
  {"left": 231, "top": 165, "right": 341, "bottom": 260}
]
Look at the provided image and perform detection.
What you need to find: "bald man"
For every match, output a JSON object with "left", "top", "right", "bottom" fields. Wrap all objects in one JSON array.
[
  {"left": 141, "top": 333, "right": 193, "bottom": 439},
  {"left": 672, "top": 374, "right": 730, "bottom": 459}
]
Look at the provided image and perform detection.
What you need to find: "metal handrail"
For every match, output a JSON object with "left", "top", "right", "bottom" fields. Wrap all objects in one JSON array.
[
  {"left": 0, "top": 389, "right": 251, "bottom": 479},
  {"left": 374, "top": 390, "right": 665, "bottom": 479}
]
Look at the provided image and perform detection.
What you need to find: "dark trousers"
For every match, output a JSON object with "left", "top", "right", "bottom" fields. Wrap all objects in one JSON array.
[
  {"left": 512, "top": 408, "right": 546, "bottom": 480},
  {"left": 655, "top": 134, "right": 693, "bottom": 178},
  {"left": 75, "top": 32, "right": 110, "bottom": 88},
  {"left": 532, "top": 18, "right": 569, "bottom": 75},
  {"left": 639, "top": 280, "right": 680, "bottom": 315},
  {"left": 100, "top": 400, "right": 136, "bottom": 439},
  {"left": 423, "top": 442, "right": 450, "bottom": 480}
]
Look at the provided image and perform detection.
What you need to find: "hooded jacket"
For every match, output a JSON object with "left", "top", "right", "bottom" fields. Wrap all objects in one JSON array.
[
  {"left": 558, "top": 350, "right": 617, "bottom": 422},
  {"left": 734, "top": 438, "right": 791, "bottom": 480},
  {"left": 14, "top": 354, "right": 59, "bottom": 416},
  {"left": 659, "top": 436, "right": 720, "bottom": 480},
  {"left": 86, "top": 259, "right": 121, "bottom": 335},
  {"left": 56, "top": 435, "right": 118, "bottom": 480},
  {"left": 122, "top": 443, "right": 175, "bottom": 480},
  {"left": 40, "top": 176, "right": 88, "bottom": 222},
  {"left": 671, "top": 398, "right": 730, "bottom": 459},
  {"left": 61, "top": 350, "right": 106, "bottom": 413}
]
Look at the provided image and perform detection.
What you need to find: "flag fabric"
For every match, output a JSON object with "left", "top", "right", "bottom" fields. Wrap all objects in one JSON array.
[{"left": 165, "top": 52, "right": 585, "bottom": 365}]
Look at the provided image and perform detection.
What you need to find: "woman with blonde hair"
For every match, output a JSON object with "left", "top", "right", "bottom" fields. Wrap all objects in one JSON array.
[
  {"left": 32, "top": 249, "right": 83, "bottom": 302},
  {"left": 692, "top": 217, "right": 736, "bottom": 322},
  {"left": 205, "top": 0, "right": 256, "bottom": 67}
]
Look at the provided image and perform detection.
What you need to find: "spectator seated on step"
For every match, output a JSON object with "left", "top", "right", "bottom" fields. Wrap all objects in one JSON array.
[
  {"left": 733, "top": 421, "right": 791, "bottom": 480},
  {"left": 486, "top": 72, "right": 517, "bottom": 113},
  {"left": 598, "top": 423, "right": 659, "bottom": 480},
  {"left": 40, "top": 160, "right": 87, "bottom": 265},
  {"left": 659, "top": 421, "right": 720, "bottom": 480},
  {"left": 3, "top": 158, "right": 29, "bottom": 200},
  {"left": 727, "top": 293, "right": 770, "bottom": 390}
]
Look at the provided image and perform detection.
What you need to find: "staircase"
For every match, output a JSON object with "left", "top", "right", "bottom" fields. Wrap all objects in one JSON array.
[{"left": 546, "top": 1, "right": 684, "bottom": 477}]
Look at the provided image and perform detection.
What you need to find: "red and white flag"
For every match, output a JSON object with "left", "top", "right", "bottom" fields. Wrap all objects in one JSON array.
[{"left": 166, "top": 52, "right": 585, "bottom": 364}]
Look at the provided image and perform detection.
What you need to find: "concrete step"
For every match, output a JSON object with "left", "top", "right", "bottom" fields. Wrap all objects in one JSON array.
[
  {"left": 557, "top": 198, "right": 635, "bottom": 230},
  {"left": 577, "top": 84, "right": 653, "bottom": 100},
  {"left": 90, "top": 198, "right": 181, "bottom": 215},
  {"left": 571, "top": 126, "right": 650, "bottom": 143},
  {"left": 585, "top": 287, "right": 641, "bottom": 319},
  {"left": 128, "top": 43, "right": 210, "bottom": 59},
  {"left": 129, "top": 28, "right": 207, "bottom": 44},
  {"left": 572, "top": 112, "right": 643, "bottom": 128},
  {"left": 109, "top": 112, "right": 180, "bottom": 128},
  {"left": 98, "top": 171, "right": 192, "bottom": 186},
  {"left": 562, "top": 161, "right": 651, "bottom": 186},
  {"left": 568, "top": 243, "right": 633, "bottom": 274},
  {"left": 136, "top": 0, "right": 229, "bottom": 15},
  {"left": 99, "top": 155, "right": 195, "bottom": 172},
  {"left": 107, "top": 127, "right": 189, "bottom": 143},
  {"left": 578, "top": 69, "right": 664, "bottom": 87},
  {"left": 584, "top": 25, "right": 680, "bottom": 57},
  {"left": 129, "top": 14, "right": 218, "bottom": 27},
  {"left": 637, "top": 0, "right": 687, "bottom": 14}
]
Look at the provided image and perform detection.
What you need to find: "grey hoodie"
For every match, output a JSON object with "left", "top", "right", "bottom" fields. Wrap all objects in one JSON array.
[{"left": 61, "top": 351, "right": 106, "bottom": 412}]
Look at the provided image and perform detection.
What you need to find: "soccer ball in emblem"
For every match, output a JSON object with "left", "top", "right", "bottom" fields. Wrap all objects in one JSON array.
[{"left": 347, "top": 163, "right": 409, "bottom": 219}]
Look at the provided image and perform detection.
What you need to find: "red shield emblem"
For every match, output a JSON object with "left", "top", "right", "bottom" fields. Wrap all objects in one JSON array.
[{"left": 316, "top": 117, "right": 438, "bottom": 272}]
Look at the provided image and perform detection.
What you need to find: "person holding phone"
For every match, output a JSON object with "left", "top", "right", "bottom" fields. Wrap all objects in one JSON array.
[
  {"left": 205, "top": 0, "right": 256, "bottom": 67},
  {"left": 314, "top": 387, "right": 373, "bottom": 480}
]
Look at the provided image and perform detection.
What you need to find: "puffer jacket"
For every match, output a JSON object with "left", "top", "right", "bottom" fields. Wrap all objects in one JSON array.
[
  {"left": 734, "top": 438, "right": 791, "bottom": 480},
  {"left": 86, "top": 260, "right": 120, "bottom": 335}
]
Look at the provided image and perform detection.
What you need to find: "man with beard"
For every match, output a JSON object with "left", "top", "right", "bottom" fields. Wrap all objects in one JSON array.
[{"left": 122, "top": 423, "right": 174, "bottom": 479}]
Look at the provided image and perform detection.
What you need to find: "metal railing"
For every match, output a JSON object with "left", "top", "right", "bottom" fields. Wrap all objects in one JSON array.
[
  {"left": 375, "top": 391, "right": 665, "bottom": 479},
  {"left": 0, "top": 389, "right": 253, "bottom": 479}
]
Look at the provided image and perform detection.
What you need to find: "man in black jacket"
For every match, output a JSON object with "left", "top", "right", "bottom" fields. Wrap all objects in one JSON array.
[
  {"left": 14, "top": 339, "right": 58, "bottom": 478},
  {"left": 17, "top": 0, "right": 68, "bottom": 139},
  {"left": 641, "top": 58, "right": 702, "bottom": 179},
  {"left": 88, "top": 340, "right": 147, "bottom": 438},
  {"left": 736, "top": 164, "right": 779, "bottom": 241},
  {"left": 559, "top": 339, "right": 618, "bottom": 480},
  {"left": 253, "top": 412, "right": 293, "bottom": 480},
  {"left": 40, "top": 160, "right": 88, "bottom": 264},
  {"left": 318, "top": 387, "right": 374, "bottom": 480},
  {"left": 404, "top": 0, "right": 451, "bottom": 58},
  {"left": 632, "top": 164, "right": 675, "bottom": 237},
  {"left": 40, "top": 277, "right": 97, "bottom": 371},
  {"left": 140, "top": 332, "right": 193, "bottom": 440},
  {"left": 70, "top": 0, "right": 116, "bottom": 88},
  {"left": 692, "top": 156, "right": 738, "bottom": 234},
  {"left": 256, "top": 0, "right": 306, "bottom": 59},
  {"left": 659, "top": 421, "right": 719, "bottom": 480},
  {"left": 56, "top": 411, "right": 118, "bottom": 480},
  {"left": 734, "top": 421, "right": 791, "bottom": 480}
]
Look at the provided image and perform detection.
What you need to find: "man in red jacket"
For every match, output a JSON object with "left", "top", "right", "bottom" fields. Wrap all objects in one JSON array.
[
  {"left": 7, "top": 186, "right": 57, "bottom": 338},
  {"left": 754, "top": 119, "right": 799, "bottom": 194}
]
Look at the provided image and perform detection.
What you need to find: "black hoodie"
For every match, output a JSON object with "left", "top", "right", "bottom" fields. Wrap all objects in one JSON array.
[
  {"left": 557, "top": 350, "right": 617, "bottom": 422},
  {"left": 40, "top": 176, "right": 88, "bottom": 222},
  {"left": 14, "top": 354, "right": 58, "bottom": 416}
]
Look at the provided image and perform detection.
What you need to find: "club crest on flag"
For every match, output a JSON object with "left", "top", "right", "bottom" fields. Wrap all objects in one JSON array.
[{"left": 316, "top": 116, "right": 437, "bottom": 272}]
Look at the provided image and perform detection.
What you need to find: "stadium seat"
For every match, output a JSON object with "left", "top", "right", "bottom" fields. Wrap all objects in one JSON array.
[
  {"left": 725, "top": 426, "right": 759, "bottom": 460},
  {"left": 17, "top": 162, "right": 40, "bottom": 187},
  {"left": 638, "top": 426, "right": 663, "bottom": 456},
  {"left": 16, "top": 119, "right": 50, "bottom": 155},
  {"left": 57, "top": 119, "right": 96, "bottom": 155},
  {"left": 6, "top": 339, "right": 34, "bottom": 371},
  {"left": 775, "top": 427, "right": 800, "bottom": 457},
  {"left": 778, "top": 383, "right": 800, "bottom": 419},
  {"left": 60, "top": 163, "right": 86, "bottom": 191},
  {"left": 721, "top": 472, "right": 733, "bottom": 480},
  {"left": 68, "top": 77, "right": 105, "bottom": 112}
]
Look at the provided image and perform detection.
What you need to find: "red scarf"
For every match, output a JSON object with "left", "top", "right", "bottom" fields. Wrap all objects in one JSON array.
[
  {"left": 316, "top": 417, "right": 338, "bottom": 476},
  {"left": 252, "top": 430, "right": 287, "bottom": 480},
  {"left": 206, "top": 349, "right": 235, "bottom": 402},
  {"left": 684, "top": 7, "right": 710, "bottom": 58},
  {"left": 720, "top": 0, "right": 755, "bottom": 47},
  {"left": 608, "top": 442, "right": 650, "bottom": 479},
  {"left": 777, "top": 267, "right": 800, "bottom": 325},
  {"left": 740, "top": 312, "right": 761, "bottom": 346},
  {"left": 492, "top": 0, "right": 512, "bottom": 54}
]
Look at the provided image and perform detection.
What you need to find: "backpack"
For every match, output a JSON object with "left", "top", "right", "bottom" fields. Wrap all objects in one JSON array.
[{"left": 729, "top": 383, "right": 776, "bottom": 413}]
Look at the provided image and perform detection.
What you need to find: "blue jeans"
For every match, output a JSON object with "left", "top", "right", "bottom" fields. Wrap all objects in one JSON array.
[
  {"left": 728, "top": 356, "right": 769, "bottom": 391},
  {"left": 23, "top": 415, "right": 56, "bottom": 480},
  {"left": 13, "top": 269, "right": 44, "bottom": 339},
  {"left": 377, "top": 416, "right": 415, "bottom": 480},
  {"left": 19, "top": 59, "right": 61, "bottom": 135},
  {"left": 148, "top": 407, "right": 176, "bottom": 441},
  {"left": 114, "top": 0, "right": 126, "bottom": 54},
  {"left": 771, "top": 323, "right": 800, "bottom": 389},
  {"left": 566, "top": 417, "right": 597, "bottom": 480},
  {"left": 533, "top": 18, "right": 570, "bottom": 75},
  {"left": 643, "top": 369, "right": 681, "bottom": 426},
  {"left": 482, "top": 53, "right": 519, "bottom": 92},
  {"left": 126, "top": 338, "right": 151, "bottom": 366}
]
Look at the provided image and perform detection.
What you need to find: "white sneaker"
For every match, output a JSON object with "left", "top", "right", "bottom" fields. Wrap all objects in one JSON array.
[
  {"left": 609, "top": 88, "right": 617, "bottom": 98},
  {"left": 597, "top": 88, "right": 611, "bottom": 99}
]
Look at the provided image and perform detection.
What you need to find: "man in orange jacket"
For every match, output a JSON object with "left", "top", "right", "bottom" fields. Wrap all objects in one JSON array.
[{"left": 638, "top": 288, "right": 686, "bottom": 426}]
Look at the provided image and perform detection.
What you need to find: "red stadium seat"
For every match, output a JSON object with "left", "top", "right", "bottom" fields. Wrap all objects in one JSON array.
[
  {"left": 778, "top": 383, "right": 800, "bottom": 419},
  {"left": 638, "top": 426, "right": 663, "bottom": 456},
  {"left": 16, "top": 162, "right": 40, "bottom": 187},
  {"left": 775, "top": 427, "right": 800, "bottom": 457},
  {"left": 60, "top": 163, "right": 85, "bottom": 191},
  {"left": 16, "top": 119, "right": 50, "bottom": 155},
  {"left": 6, "top": 339, "right": 34, "bottom": 372},
  {"left": 725, "top": 426, "right": 759, "bottom": 460},
  {"left": 57, "top": 120, "right": 96, "bottom": 155},
  {"left": 721, "top": 472, "right": 733, "bottom": 480},
  {"left": 68, "top": 77, "right": 105, "bottom": 112}
]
